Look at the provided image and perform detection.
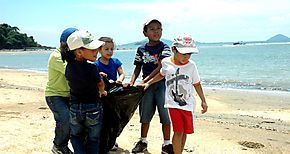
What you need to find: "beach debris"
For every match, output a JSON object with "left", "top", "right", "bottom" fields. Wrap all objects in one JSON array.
[
  {"left": 267, "top": 138, "right": 278, "bottom": 141},
  {"left": 265, "top": 128, "right": 277, "bottom": 131},
  {"left": 238, "top": 141, "right": 265, "bottom": 149},
  {"left": 184, "top": 147, "right": 195, "bottom": 153},
  {"left": 261, "top": 120, "right": 275, "bottom": 124},
  {"left": 38, "top": 106, "right": 47, "bottom": 110}
]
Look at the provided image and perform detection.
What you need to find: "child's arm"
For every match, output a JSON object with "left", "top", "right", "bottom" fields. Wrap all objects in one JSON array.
[
  {"left": 97, "top": 79, "right": 107, "bottom": 97},
  {"left": 142, "top": 61, "right": 162, "bottom": 83},
  {"left": 129, "top": 65, "right": 142, "bottom": 86},
  {"left": 193, "top": 82, "right": 208, "bottom": 114},
  {"left": 142, "top": 72, "right": 164, "bottom": 90},
  {"left": 116, "top": 66, "right": 125, "bottom": 84}
]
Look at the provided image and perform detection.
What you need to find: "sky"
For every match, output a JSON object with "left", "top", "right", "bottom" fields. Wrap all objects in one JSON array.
[{"left": 1, "top": 0, "right": 290, "bottom": 47}]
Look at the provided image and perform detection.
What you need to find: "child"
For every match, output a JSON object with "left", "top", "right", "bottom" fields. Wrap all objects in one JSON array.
[
  {"left": 129, "top": 18, "right": 173, "bottom": 153},
  {"left": 94, "top": 36, "right": 125, "bottom": 151},
  {"left": 45, "top": 27, "right": 77, "bottom": 154},
  {"left": 94, "top": 37, "right": 125, "bottom": 84},
  {"left": 61, "top": 30, "right": 107, "bottom": 154},
  {"left": 142, "top": 34, "right": 208, "bottom": 154}
]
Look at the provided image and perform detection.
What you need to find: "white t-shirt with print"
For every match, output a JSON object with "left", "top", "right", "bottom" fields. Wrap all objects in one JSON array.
[{"left": 160, "top": 56, "right": 200, "bottom": 111}]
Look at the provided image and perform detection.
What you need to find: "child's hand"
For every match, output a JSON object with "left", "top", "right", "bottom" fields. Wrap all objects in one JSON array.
[
  {"left": 201, "top": 101, "right": 208, "bottom": 114},
  {"left": 143, "top": 83, "right": 150, "bottom": 90},
  {"left": 123, "top": 82, "right": 134, "bottom": 87},
  {"left": 99, "top": 90, "right": 107, "bottom": 97},
  {"left": 109, "top": 79, "right": 115, "bottom": 83},
  {"left": 115, "top": 80, "right": 122, "bottom": 84},
  {"left": 99, "top": 72, "right": 107, "bottom": 77},
  {"left": 123, "top": 83, "right": 130, "bottom": 87},
  {"left": 136, "top": 83, "right": 150, "bottom": 90}
]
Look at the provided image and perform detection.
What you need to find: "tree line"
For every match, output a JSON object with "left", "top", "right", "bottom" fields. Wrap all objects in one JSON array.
[{"left": 0, "top": 23, "right": 39, "bottom": 49}]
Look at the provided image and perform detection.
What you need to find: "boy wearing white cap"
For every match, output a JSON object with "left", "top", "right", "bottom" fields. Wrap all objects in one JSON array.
[
  {"left": 61, "top": 30, "right": 107, "bottom": 154},
  {"left": 142, "top": 34, "right": 208, "bottom": 154}
]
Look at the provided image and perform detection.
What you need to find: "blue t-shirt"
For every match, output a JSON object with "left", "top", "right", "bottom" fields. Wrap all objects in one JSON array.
[
  {"left": 65, "top": 60, "right": 102, "bottom": 103},
  {"left": 133, "top": 41, "right": 171, "bottom": 79},
  {"left": 94, "top": 58, "right": 122, "bottom": 81}
]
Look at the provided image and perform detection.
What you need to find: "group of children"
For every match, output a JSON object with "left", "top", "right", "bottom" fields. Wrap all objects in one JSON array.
[{"left": 45, "top": 18, "right": 208, "bottom": 154}]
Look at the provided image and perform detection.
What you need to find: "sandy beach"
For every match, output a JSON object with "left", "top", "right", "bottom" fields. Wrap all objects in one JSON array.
[{"left": 0, "top": 69, "right": 289, "bottom": 154}]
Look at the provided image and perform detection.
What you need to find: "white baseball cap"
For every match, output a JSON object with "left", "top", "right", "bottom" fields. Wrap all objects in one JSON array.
[
  {"left": 143, "top": 18, "right": 162, "bottom": 31},
  {"left": 172, "top": 34, "right": 199, "bottom": 54},
  {"left": 67, "top": 30, "right": 104, "bottom": 50}
]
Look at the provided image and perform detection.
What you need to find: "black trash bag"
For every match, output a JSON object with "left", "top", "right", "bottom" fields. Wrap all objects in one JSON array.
[{"left": 99, "top": 79, "right": 144, "bottom": 154}]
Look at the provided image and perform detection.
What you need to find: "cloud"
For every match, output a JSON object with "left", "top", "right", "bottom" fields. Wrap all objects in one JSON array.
[
  {"left": 5, "top": 0, "right": 289, "bottom": 45},
  {"left": 72, "top": 0, "right": 290, "bottom": 28},
  {"left": 270, "top": 13, "right": 290, "bottom": 22}
]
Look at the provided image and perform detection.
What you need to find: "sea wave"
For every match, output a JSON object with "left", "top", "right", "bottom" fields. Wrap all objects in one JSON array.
[{"left": 202, "top": 79, "right": 290, "bottom": 92}]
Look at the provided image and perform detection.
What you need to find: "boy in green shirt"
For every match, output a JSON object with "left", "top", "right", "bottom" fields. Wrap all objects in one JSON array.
[{"left": 45, "top": 27, "right": 77, "bottom": 154}]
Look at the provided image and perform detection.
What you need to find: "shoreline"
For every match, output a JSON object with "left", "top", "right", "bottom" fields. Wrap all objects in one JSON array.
[
  {"left": 0, "top": 69, "right": 290, "bottom": 153},
  {"left": 2, "top": 67, "right": 290, "bottom": 94},
  {"left": 0, "top": 50, "right": 52, "bottom": 54},
  {"left": 205, "top": 86, "right": 290, "bottom": 95}
]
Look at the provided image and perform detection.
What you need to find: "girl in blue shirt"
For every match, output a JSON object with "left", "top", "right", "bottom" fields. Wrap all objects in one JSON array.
[
  {"left": 94, "top": 37, "right": 125, "bottom": 151},
  {"left": 95, "top": 37, "right": 125, "bottom": 84}
]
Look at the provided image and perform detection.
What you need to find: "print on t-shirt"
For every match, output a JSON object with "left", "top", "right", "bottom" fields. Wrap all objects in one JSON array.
[
  {"left": 166, "top": 68, "right": 190, "bottom": 106},
  {"left": 139, "top": 52, "right": 159, "bottom": 64}
]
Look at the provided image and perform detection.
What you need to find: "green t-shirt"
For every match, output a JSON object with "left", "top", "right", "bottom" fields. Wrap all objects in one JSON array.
[{"left": 45, "top": 49, "right": 70, "bottom": 97}]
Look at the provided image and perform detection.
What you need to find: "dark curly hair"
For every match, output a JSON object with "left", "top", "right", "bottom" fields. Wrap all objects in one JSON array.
[{"left": 60, "top": 42, "right": 75, "bottom": 63}]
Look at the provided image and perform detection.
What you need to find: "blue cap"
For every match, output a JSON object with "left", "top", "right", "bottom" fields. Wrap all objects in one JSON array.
[{"left": 60, "top": 27, "right": 78, "bottom": 43}]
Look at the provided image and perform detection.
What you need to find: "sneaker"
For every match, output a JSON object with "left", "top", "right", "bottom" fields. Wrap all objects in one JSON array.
[
  {"left": 131, "top": 140, "right": 148, "bottom": 153},
  {"left": 161, "top": 144, "right": 174, "bottom": 154},
  {"left": 110, "top": 142, "right": 118, "bottom": 151},
  {"left": 52, "top": 145, "right": 74, "bottom": 154}
]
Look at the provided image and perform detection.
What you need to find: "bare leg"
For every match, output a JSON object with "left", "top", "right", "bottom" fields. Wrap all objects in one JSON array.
[
  {"left": 181, "top": 134, "right": 187, "bottom": 152},
  {"left": 141, "top": 123, "right": 150, "bottom": 138},
  {"left": 162, "top": 124, "right": 171, "bottom": 140},
  {"left": 172, "top": 132, "right": 183, "bottom": 154}
]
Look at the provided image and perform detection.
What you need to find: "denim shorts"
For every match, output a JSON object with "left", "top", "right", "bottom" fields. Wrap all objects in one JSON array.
[{"left": 139, "top": 80, "right": 170, "bottom": 124}]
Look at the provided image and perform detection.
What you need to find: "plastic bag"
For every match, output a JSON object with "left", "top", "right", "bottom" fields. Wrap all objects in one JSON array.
[{"left": 99, "top": 80, "right": 143, "bottom": 153}]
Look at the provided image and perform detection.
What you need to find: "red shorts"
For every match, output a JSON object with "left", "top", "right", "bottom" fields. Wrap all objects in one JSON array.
[{"left": 169, "top": 108, "right": 194, "bottom": 134}]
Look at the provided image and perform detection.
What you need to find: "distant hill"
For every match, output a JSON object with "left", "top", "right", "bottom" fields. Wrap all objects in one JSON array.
[
  {"left": 267, "top": 34, "right": 290, "bottom": 42},
  {"left": 116, "top": 38, "right": 173, "bottom": 50},
  {"left": 116, "top": 34, "right": 290, "bottom": 50}
]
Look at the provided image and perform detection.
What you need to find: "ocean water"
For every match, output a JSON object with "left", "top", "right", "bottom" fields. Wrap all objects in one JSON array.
[{"left": 0, "top": 43, "right": 289, "bottom": 92}]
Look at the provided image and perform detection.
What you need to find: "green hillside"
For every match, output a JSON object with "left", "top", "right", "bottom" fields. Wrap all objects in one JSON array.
[{"left": 0, "top": 23, "right": 39, "bottom": 49}]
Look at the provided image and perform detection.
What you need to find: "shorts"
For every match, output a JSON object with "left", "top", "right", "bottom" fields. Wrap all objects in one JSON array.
[
  {"left": 169, "top": 108, "right": 194, "bottom": 134},
  {"left": 139, "top": 80, "right": 170, "bottom": 124}
]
